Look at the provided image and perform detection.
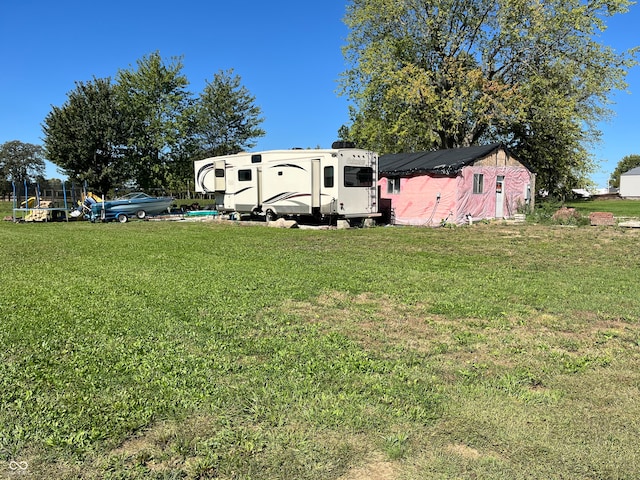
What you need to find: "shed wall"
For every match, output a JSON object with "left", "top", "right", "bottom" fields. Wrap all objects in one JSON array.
[
  {"left": 378, "top": 175, "right": 457, "bottom": 226},
  {"left": 620, "top": 174, "right": 640, "bottom": 197},
  {"left": 456, "top": 165, "right": 533, "bottom": 223},
  {"left": 378, "top": 164, "right": 533, "bottom": 225}
]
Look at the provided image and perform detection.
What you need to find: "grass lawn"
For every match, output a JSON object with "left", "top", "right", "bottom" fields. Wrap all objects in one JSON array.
[
  {"left": 1, "top": 211, "right": 639, "bottom": 479},
  {"left": 565, "top": 198, "right": 640, "bottom": 218}
]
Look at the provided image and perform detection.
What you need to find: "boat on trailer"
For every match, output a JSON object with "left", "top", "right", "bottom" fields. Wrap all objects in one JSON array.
[{"left": 87, "top": 192, "right": 174, "bottom": 223}]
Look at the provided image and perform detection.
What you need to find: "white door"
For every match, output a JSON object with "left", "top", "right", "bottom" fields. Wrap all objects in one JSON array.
[
  {"left": 495, "top": 175, "right": 505, "bottom": 218},
  {"left": 312, "top": 159, "right": 321, "bottom": 209}
]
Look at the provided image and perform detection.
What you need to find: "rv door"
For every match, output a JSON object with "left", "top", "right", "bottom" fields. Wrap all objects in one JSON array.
[{"left": 214, "top": 160, "right": 226, "bottom": 192}]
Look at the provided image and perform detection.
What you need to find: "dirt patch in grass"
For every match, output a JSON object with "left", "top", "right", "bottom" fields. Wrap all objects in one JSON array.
[
  {"left": 446, "top": 443, "right": 482, "bottom": 459},
  {"left": 104, "top": 417, "right": 209, "bottom": 475},
  {"left": 89, "top": 415, "right": 384, "bottom": 480},
  {"left": 338, "top": 454, "right": 397, "bottom": 480},
  {"left": 110, "top": 432, "right": 156, "bottom": 458},
  {"left": 283, "top": 291, "right": 438, "bottom": 354}
]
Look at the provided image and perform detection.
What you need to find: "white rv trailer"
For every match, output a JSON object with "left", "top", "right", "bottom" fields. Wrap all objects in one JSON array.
[{"left": 193, "top": 144, "right": 379, "bottom": 223}]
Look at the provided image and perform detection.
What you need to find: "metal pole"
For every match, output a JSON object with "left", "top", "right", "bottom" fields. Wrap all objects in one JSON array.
[
  {"left": 11, "top": 181, "right": 16, "bottom": 221},
  {"left": 63, "top": 181, "right": 69, "bottom": 221}
]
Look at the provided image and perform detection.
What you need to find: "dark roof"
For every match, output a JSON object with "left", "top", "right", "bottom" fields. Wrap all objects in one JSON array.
[
  {"left": 379, "top": 143, "right": 505, "bottom": 176},
  {"left": 622, "top": 166, "right": 640, "bottom": 176}
]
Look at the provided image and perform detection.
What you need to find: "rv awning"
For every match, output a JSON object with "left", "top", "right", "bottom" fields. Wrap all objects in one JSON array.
[{"left": 379, "top": 143, "right": 503, "bottom": 177}]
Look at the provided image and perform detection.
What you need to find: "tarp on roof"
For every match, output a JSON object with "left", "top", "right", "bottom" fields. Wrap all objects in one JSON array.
[{"left": 379, "top": 143, "right": 504, "bottom": 176}]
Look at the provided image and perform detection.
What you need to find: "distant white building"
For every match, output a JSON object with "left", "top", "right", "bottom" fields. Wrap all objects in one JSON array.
[
  {"left": 620, "top": 167, "right": 640, "bottom": 198},
  {"left": 571, "top": 188, "right": 591, "bottom": 198}
]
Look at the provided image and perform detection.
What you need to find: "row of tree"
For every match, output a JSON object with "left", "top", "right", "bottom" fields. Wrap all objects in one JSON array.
[
  {"left": 42, "top": 52, "right": 265, "bottom": 195},
  {"left": 336, "top": 0, "right": 638, "bottom": 196},
  {"left": 3, "top": 135, "right": 637, "bottom": 196},
  {"left": 3, "top": 1, "right": 639, "bottom": 199}
]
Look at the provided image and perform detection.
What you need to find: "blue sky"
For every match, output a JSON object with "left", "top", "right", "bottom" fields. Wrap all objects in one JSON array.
[{"left": 1, "top": 1, "right": 638, "bottom": 188}]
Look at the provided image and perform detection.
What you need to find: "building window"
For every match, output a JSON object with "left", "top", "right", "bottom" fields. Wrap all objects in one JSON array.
[
  {"left": 324, "top": 166, "right": 334, "bottom": 188},
  {"left": 387, "top": 177, "right": 400, "bottom": 194},
  {"left": 473, "top": 174, "right": 484, "bottom": 194},
  {"left": 238, "top": 169, "right": 252, "bottom": 182}
]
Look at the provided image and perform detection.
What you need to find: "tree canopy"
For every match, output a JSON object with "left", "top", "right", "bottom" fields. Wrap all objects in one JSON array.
[
  {"left": 339, "top": 0, "right": 637, "bottom": 197},
  {"left": 0, "top": 140, "right": 46, "bottom": 184},
  {"left": 610, "top": 154, "right": 640, "bottom": 188},
  {"left": 115, "top": 52, "right": 193, "bottom": 192},
  {"left": 43, "top": 78, "right": 127, "bottom": 194},
  {"left": 43, "top": 52, "right": 265, "bottom": 195},
  {"left": 193, "top": 69, "right": 265, "bottom": 158}
]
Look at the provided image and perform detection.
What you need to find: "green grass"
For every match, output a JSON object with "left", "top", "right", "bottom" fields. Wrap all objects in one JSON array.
[
  {"left": 565, "top": 198, "right": 640, "bottom": 217},
  {"left": 1, "top": 215, "right": 639, "bottom": 479},
  {"left": 0, "top": 201, "right": 14, "bottom": 217}
]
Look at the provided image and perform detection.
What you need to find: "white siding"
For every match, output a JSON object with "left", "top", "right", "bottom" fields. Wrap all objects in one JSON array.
[{"left": 620, "top": 168, "right": 640, "bottom": 197}]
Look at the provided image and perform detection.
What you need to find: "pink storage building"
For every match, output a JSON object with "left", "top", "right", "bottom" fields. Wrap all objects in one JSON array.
[{"left": 378, "top": 144, "right": 535, "bottom": 226}]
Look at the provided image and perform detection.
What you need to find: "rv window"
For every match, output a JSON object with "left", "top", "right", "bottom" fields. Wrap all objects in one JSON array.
[
  {"left": 324, "top": 166, "right": 334, "bottom": 188},
  {"left": 215, "top": 169, "right": 225, "bottom": 178},
  {"left": 251, "top": 154, "right": 262, "bottom": 163},
  {"left": 387, "top": 177, "right": 400, "bottom": 194},
  {"left": 473, "top": 174, "right": 484, "bottom": 194},
  {"left": 344, "top": 166, "right": 373, "bottom": 187},
  {"left": 239, "top": 169, "right": 252, "bottom": 182}
]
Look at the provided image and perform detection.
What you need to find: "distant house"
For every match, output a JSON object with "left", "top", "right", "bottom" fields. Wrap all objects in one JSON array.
[
  {"left": 620, "top": 166, "right": 640, "bottom": 198},
  {"left": 378, "top": 144, "right": 535, "bottom": 226}
]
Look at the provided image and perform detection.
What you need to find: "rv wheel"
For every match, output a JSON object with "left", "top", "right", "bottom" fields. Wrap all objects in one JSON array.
[
  {"left": 136, "top": 210, "right": 146, "bottom": 219},
  {"left": 117, "top": 213, "right": 128, "bottom": 223},
  {"left": 265, "top": 209, "right": 277, "bottom": 222}
]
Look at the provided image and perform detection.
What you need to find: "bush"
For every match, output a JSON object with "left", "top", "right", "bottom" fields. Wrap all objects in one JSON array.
[
  {"left": 529, "top": 201, "right": 588, "bottom": 226},
  {"left": 528, "top": 200, "right": 562, "bottom": 223},
  {"left": 551, "top": 207, "right": 584, "bottom": 225}
]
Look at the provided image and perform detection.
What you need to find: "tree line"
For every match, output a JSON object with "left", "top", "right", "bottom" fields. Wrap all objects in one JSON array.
[
  {"left": 3, "top": 0, "right": 639, "bottom": 200},
  {"left": 41, "top": 52, "right": 265, "bottom": 196}
]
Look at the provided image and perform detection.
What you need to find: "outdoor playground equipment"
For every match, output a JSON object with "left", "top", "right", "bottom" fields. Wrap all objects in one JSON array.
[{"left": 12, "top": 181, "right": 70, "bottom": 222}]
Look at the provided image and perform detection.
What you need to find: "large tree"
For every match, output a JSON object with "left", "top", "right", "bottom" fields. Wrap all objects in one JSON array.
[
  {"left": 116, "top": 52, "right": 193, "bottom": 191},
  {"left": 0, "top": 140, "right": 46, "bottom": 184},
  {"left": 610, "top": 154, "right": 640, "bottom": 188},
  {"left": 192, "top": 69, "right": 265, "bottom": 159},
  {"left": 339, "top": 0, "right": 636, "bottom": 196},
  {"left": 43, "top": 78, "right": 128, "bottom": 195},
  {"left": 42, "top": 52, "right": 267, "bottom": 194}
]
